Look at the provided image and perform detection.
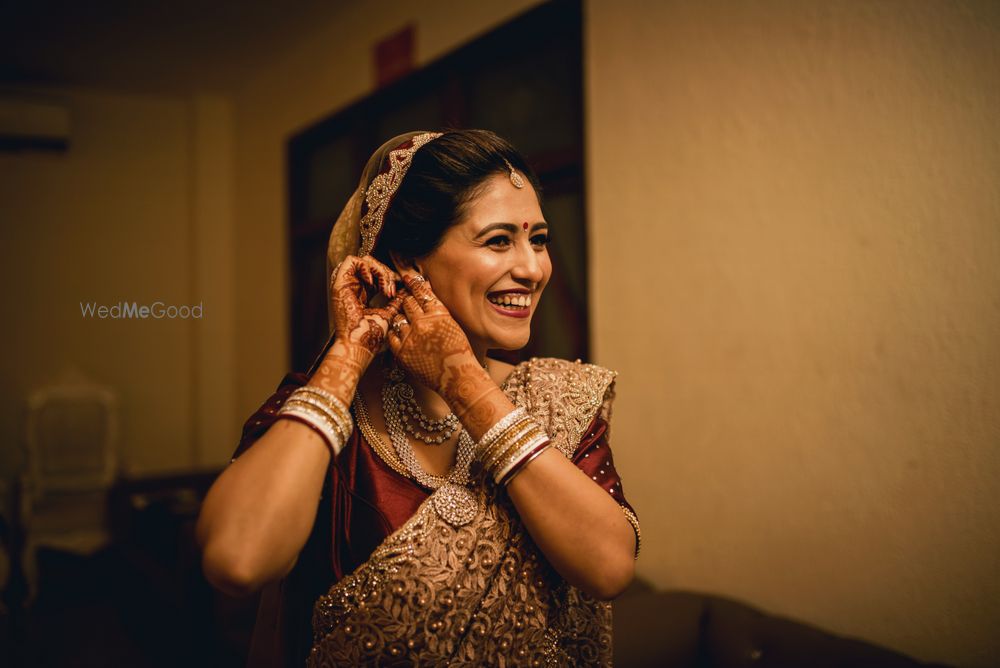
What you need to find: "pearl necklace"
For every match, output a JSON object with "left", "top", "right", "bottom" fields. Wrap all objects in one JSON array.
[
  {"left": 379, "top": 367, "right": 479, "bottom": 526},
  {"left": 385, "top": 365, "right": 459, "bottom": 445}
]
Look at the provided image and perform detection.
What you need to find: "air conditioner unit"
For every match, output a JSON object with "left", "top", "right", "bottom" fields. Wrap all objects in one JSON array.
[{"left": 0, "top": 97, "right": 70, "bottom": 151}]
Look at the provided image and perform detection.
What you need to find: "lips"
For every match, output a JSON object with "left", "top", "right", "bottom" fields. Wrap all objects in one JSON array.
[
  {"left": 487, "top": 292, "right": 532, "bottom": 309},
  {"left": 486, "top": 291, "right": 532, "bottom": 319}
]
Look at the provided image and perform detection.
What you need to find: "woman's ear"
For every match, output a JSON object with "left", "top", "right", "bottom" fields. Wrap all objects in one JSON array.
[{"left": 388, "top": 250, "right": 423, "bottom": 276}]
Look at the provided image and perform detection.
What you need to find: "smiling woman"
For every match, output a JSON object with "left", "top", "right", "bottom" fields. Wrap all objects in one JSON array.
[
  {"left": 394, "top": 172, "right": 552, "bottom": 353},
  {"left": 195, "top": 129, "right": 640, "bottom": 667}
]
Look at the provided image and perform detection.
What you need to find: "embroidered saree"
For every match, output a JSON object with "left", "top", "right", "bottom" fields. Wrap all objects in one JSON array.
[{"left": 232, "top": 357, "right": 639, "bottom": 667}]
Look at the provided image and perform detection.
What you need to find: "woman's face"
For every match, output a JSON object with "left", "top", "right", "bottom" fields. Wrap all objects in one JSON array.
[{"left": 415, "top": 172, "right": 552, "bottom": 353}]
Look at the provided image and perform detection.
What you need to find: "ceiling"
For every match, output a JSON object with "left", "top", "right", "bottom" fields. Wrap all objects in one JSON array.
[{"left": 0, "top": 0, "right": 350, "bottom": 94}]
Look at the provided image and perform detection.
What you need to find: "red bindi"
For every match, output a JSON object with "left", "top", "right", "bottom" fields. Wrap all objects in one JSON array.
[{"left": 522, "top": 222, "right": 529, "bottom": 231}]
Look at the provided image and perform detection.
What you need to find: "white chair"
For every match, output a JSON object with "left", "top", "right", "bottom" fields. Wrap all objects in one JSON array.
[{"left": 19, "top": 366, "right": 119, "bottom": 603}]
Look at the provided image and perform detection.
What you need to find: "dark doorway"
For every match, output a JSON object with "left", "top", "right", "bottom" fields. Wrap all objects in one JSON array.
[{"left": 287, "top": 0, "right": 586, "bottom": 372}]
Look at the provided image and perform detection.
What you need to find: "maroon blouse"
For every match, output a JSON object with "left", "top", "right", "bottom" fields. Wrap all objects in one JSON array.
[{"left": 233, "top": 371, "right": 638, "bottom": 667}]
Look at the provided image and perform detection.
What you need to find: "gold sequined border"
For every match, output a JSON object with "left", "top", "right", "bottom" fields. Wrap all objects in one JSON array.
[
  {"left": 358, "top": 132, "right": 443, "bottom": 257},
  {"left": 621, "top": 505, "right": 641, "bottom": 559}
]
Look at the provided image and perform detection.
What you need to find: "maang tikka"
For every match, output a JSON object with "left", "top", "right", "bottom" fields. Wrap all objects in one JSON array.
[{"left": 504, "top": 158, "right": 525, "bottom": 189}]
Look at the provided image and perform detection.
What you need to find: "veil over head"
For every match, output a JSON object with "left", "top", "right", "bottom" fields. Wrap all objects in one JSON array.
[{"left": 325, "top": 130, "right": 438, "bottom": 335}]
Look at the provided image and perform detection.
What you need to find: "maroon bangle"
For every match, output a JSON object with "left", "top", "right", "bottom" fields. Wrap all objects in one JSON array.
[
  {"left": 499, "top": 441, "right": 551, "bottom": 487},
  {"left": 276, "top": 414, "right": 338, "bottom": 456}
]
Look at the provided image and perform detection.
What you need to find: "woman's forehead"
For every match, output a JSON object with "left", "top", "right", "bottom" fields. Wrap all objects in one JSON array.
[{"left": 460, "top": 174, "right": 543, "bottom": 227}]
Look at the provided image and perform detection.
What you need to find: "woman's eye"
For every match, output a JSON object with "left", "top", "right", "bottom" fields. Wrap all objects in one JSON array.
[
  {"left": 486, "top": 236, "right": 512, "bottom": 248},
  {"left": 531, "top": 234, "right": 551, "bottom": 247}
]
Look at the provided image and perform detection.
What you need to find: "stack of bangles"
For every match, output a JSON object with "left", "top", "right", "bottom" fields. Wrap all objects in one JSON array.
[
  {"left": 476, "top": 407, "right": 551, "bottom": 487},
  {"left": 275, "top": 386, "right": 353, "bottom": 457}
]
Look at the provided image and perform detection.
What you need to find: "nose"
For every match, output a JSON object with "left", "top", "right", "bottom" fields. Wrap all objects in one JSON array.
[{"left": 510, "top": 240, "right": 545, "bottom": 286}]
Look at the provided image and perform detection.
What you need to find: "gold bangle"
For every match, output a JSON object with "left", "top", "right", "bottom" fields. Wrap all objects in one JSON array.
[
  {"left": 284, "top": 391, "right": 352, "bottom": 442},
  {"left": 478, "top": 417, "right": 530, "bottom": 464},
  {"left": 485, "top": 426, "right": 546, "bottom": 482},
  {"left": 285, "top": 393, "right": 353, "bottom": 443},
  {"left": 297, "top": 385, "right": 351, "bottom": 419},
  {"left": 481, "top": 419, "right": 536, "bottom": 470},
  {"left": 282, "top": 396, "right": 351, "bottom": 446},
  {"left": 277, "top": 405, "right": 345, "bottom": 455},
  {"left": 499, "top": 443, "right": 550, "bottom": 487},
  {"left": 492, "top": 431, "right": 548, "bottom": 483},
  {"left": 295, "top": 387, "right": 352, "bottom": 429},
  {"left": 482, "top": 422, "right": 540, "bottom": 472},
  {"left": 476, "top": 407, "right": 528, "bottom": 451},
  {"left": 621, "top": 506, "right": 642, "bottom": 559}
]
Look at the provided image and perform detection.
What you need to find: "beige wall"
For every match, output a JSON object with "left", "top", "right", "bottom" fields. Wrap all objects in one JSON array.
[
  {"left": 3, "top": 1, "right": 997, "bottom": 665},
  {"left": 230, "top": 1, "right": 998, "bottom": 663},
  {"left": 587, "top": 1, "right": 999, "bottom": 666},
  {"left": 0, "top": 89, "right": 236, "bottom": 476}
]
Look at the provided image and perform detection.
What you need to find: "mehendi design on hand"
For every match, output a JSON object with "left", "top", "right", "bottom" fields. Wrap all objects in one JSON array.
[
  {"left": 440, "top": 361, "right": 487, "bottom": 406},
  {"left": 386, "top": 273, "right": 506, "bottom": 433},
  {"left": 330, "top": 255, "right": 402, "bottom": 360},
  {"left": 404, "top": 319, "right": 469, "bottom": 384},
  {"left": 309, "top": 347, "right": 364, "bottom": 407},
  {"left": 357, "top": 320, "right": 385, "bottom": 355},
  {"left": 460, "top": 393, "right": 503, "bottom": 437},
  {"left": 316, "top": 255, "right": 403, "bottom": 404}
]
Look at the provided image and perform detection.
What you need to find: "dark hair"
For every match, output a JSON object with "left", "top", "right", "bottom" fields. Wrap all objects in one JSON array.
[{"left": 372, "top": 129, "right": 541, "bottom": 268}]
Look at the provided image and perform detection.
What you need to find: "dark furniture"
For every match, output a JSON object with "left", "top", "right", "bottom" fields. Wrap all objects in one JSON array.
[
  {"left": 613, "top": 579, "right": 954, "bottom": 668},
  {"left": 3, "top": 472, "right": 957, "bottom": 667}
]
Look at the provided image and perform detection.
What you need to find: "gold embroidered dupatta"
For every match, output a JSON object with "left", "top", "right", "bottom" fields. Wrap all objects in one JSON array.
[{"left": 308, "top": 358, "right": 617, "bottom": 667}]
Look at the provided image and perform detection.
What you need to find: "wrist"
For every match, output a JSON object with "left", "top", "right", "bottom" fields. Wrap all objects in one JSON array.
[
  {"left": 437, "top": 351, "right": 492, "bottom": 405},
  {"left": 276, "top": 386, "right": 353, "bottom": 458},
  {"left": 308, "top": 340, "right": 369, "bottom": 405},
  {"left": 472, "top": 405, "right": 551, "bottom": 486},
  {"left": 452, "top": 384, "right": 512, "bottom": 442},
  {"left": 329, "top": 338, "right": 375, "bottom": 371}
]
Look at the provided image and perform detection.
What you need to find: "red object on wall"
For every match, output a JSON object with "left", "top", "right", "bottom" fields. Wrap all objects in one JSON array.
[{"left": 375, "top": 24, "right": 415, "bottom": 87}]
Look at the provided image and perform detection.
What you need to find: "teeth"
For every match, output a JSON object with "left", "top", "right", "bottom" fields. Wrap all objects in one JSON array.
[{"left": 488, "top": 293, "right": 531, "bottom": 308}]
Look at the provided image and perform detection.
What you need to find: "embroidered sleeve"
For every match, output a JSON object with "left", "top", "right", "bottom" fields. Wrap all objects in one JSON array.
[
  {"left": 512, "top": 358, "right": 641, "bottom": 559},
  {"left": 571, "top": 415, "right": 641, "bottom": 559},
  {"left": 230, "top": 371, "right": 309, "bottom": 462}
]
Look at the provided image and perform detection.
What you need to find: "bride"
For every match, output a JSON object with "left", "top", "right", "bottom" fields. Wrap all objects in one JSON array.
[{"left": 196, "top": 129, "right": 640, "bottom": 666}]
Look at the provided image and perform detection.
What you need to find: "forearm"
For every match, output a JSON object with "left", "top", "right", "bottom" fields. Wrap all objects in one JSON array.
[
  {"left": 196, "top": 341, "right": 367, "bottom": 595},
  {"left": 506, "top": 449, "right": 636, "bottom": 600},
  {"left": 197, "top": 419, "right": 331, "bottom": 595},
  {"left": 437, "top": 354, "right": 522, "bottom": 443},
  {"left": 448, "top": 373, "right": 636, "bottom": 600}
]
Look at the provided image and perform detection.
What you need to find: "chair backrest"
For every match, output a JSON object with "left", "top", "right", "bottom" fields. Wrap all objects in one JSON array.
[{"left": 24, "top": 369, "right": 118, "bottom": 497}]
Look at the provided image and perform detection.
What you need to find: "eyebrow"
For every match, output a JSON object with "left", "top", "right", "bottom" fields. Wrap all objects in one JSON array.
[{"left": 473, "top": 222, "right": 549, "bottom": 239}]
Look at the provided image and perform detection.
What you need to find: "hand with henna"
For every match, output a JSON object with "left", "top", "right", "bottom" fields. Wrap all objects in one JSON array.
[
  {"left": 386, "top": 272, "right": 513, "bottom": 441},
  {"left": 310, "top": 256, "right": 403, "bottom": 400}
]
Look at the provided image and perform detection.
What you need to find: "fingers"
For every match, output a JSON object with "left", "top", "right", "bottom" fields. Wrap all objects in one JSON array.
[
  {"left": 402, "top": 272, "right": 432, "bottom": 300},
  {"left": 335, "top": 255, "right": 400, "bottom": 299},
  {"left": 386, "top": 313, "right": 411, "bottom": 355},
  {"left": 359, "top": 256, "right": 399, "bottom": 298},
  {"left": 358, "top": 261, "right": 374, "bottom": 288},
  {"left": 371, "top": 294, "right": 404, "bottom": 322},
  {"left": 386, "top": 326, "right": 403, "bottom": 357},
  {"left": 400, "top": 294, "right": 423, "bottom": 321},
  {"left": 391, "top": 313, "right": 411, "bottom": 338},
  {"left": 401, "top": 271, "right": 447, "bottom": 314}
]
